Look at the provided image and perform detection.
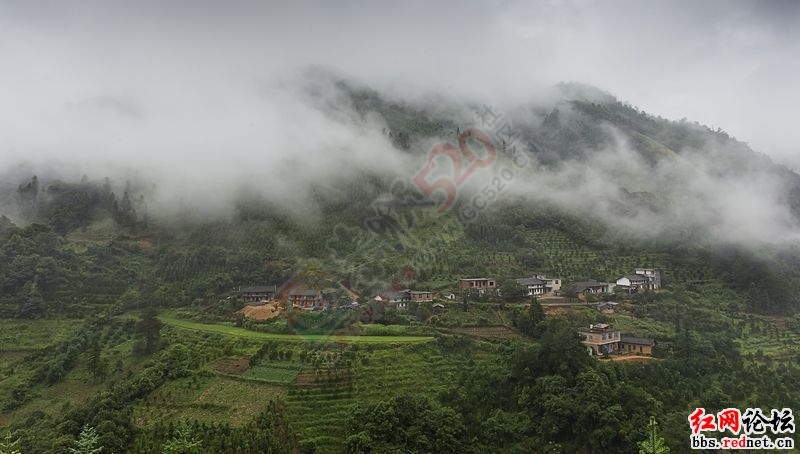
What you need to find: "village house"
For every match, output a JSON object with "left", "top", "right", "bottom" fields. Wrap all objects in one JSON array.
[
  {"left": 580, "top": 323, "right": 656, "bottom": 357},
  {"left": 615, "top": 268, "right": 661, "bottom": 293},
  {"left": 535, "top": 274, "right": 562, "bottom": 294},
  {"left": 273, "top": 261, "right": 360, "bottom": 310},
  {"left": 458, "top": 278, "right": 498, "bottom": 295},
  {"left": 574, "top": 280, "right": 615, "bottom": 295},
  {"left": 238, "top": 285, "right": 277, "bottom": 304},
  {"left": 620, "top": 336, "right": 656, "bottom": 355},
  {"left": 288, "top": 288, "right": 325, "bottom": 309},
  {"left": 516, "top": 277, "right": 546, "bottom": 295},
  {"left": 409, "top": 290, "right": 434, "bottom": 302},
  {"left": 374, "top": 289, "right": 434, "bottom": 310},
  {"left": 516, "top": 274, "right": 563, "bottom": 296},
  {"left": 579, "top": 323, "right": 621, "bottom": 356},
  {"left": 374, "top": 290, "right": 411, "bottom": 310}
]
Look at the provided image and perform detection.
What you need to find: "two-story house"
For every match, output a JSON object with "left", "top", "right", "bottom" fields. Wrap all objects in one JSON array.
[
  {"left": 536, "top": 275, "right": 563, "bottom": 294},
  {"left": 616, "top": 268, "right": 661, "bottom": 293},
  {"left": 239, "top": 285, "right": 277, "bottom": 304},
  {"left": 516, "top": 275, "right": 563, "bottom": 296},
  {"left": 458, "top": 278, "right": 498, "bottom": 295},
  {"left": 579, "top": 323, "right": 621, "bottom": 356},
  {"left": 516, "top": 277, "right": 546, "bottom": 295}
]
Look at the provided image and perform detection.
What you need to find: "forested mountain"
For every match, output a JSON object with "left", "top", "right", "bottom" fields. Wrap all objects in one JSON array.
[{"left": 1, "top": 81, "right": 799, "bottom": 453}]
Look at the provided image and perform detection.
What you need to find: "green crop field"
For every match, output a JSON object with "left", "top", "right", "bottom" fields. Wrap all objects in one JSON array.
[
  {"left": 0, "top": 319, "right": 84, "bottom": 351},
  {"left": 133, "top": 374, "right": 285, "bottom": 428},
  {"left": 283, "top": 340, "right": 504, "bottom": 453},
  {"left": 159, "top": 315, "right": 435, "bottom": 344},
  {"left": 241, "top": 364, "right": 301, "bottom": 384}
]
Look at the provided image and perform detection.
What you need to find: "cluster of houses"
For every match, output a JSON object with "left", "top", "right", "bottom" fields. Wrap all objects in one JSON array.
[
  {"left": 514, "top": 268, "right": 662, "bottom": 297},
  {"left": 238, "top": 268, "right": 662, "bottom": 311},
  {"left": 238, "top": 284, "right": 443, "bottom": 311},
  {"left": 237, "top": 284, "right": 357, "bottom": 310},
  {"left": 239, "top": 268, "right": 662, "bottom": 359},
  {"left": 579, "top": 323, "right": 656, "bottom": 357}
]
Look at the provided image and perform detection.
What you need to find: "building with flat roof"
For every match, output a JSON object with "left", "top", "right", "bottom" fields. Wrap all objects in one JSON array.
[{"left": 579, "top": 323, "right": 621, "bottom": 356}]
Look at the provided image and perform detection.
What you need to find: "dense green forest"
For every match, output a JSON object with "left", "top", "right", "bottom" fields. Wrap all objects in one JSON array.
[{"left": 1, "top": 86, "right": 799, "bottom": 453}]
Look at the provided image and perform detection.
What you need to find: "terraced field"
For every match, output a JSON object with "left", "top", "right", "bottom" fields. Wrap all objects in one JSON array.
[
  {"left": 132, "top": 375, "right": 285, "bottom": 428},
  {"left": 242, "top": 364, "right": 302, "bottom": 384},
  {"left": 737, "top": 316, "right": 800, "bottom": 362},
  {"left": 284, "top": 342, "right": 502, "bottom": 453},
  {"left": 450, "top": 325, "right": 521, "bottom": 341}
]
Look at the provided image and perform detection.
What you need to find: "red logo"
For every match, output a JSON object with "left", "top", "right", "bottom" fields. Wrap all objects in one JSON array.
[
  {"left": 689, "top": 408, "right": 717, "bottom": 434},
  {"left": 412, "top": 128, "right": 496, "bottom": 213},
  {"left": 718, "top": 408, "right": 742, "bottom": 434}
]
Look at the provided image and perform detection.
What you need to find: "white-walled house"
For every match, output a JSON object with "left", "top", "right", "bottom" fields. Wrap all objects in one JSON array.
[
  {"left": 574, "top": 281, "right": 615, "bottom": 295},
  {"left": 616, "top": 269, "right": 661, "bottom": 293},
  {"left": 516, "top": 275, "right": 563, "bottom": 296},
  {"left": 516, "top": 277, "right": 546, "bottom": 295},
  {"left": 535, "top": 275, "right": 562, "bottom": 294}
]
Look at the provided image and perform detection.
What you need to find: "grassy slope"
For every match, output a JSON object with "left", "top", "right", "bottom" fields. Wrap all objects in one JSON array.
[{"left": 159, "top": 314, "right": 434, "bottom": 344}]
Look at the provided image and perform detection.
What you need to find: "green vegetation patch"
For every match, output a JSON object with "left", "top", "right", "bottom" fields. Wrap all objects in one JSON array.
[
  {"left": 159, "top": 315, "right": 435, "bottom": 344},
  {"left": 133, "top": 375, "right": 284, "bottom": 428},
  {"left": 0, "top": 318, "right": 83, "bottom": 351},
  {"left": 241, "top": 364, "right": 301, "bottom": 384}
]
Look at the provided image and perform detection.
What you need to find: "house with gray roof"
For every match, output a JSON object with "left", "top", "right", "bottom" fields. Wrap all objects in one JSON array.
[
  {"left": 574, "top": 280, "right": 615, "bottom": 295},
  {"left": 239, "top": 285, "right": 277, "bottom": 304},
  {"left": 616, "top": 268, "right": 661, "bottom": 293}
]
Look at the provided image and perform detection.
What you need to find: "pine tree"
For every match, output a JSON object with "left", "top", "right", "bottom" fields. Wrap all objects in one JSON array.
[
  {"left": 162, "top": 422, "right": 202, "bottom": 454},
  {"left": 68, "top": 425, "right": 103, "bottom": 454},
  {"left": 0, "top": 431, "right": 21, "bottom": 454},
  {"left": 638, "top": 416, "right": 670, "bottom": 454}
]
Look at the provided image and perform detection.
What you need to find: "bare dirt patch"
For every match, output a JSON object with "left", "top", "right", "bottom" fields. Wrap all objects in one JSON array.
[
  {"left": 544, "top": 306, "right": 568, "bottom": 316},
  {"left": 239, "top": 303, "right": 282, "bottom": 321},
  {"left": 606, "top": 355, "right": 657, "bottom": 364},
  {"left": 210, "top": 356, "right": 252, "bottom": 375}
]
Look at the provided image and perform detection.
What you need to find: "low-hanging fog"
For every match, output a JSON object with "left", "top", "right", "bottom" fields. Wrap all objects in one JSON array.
[{"left": 1, "top": 0, "right": 799, "bottom": 246}]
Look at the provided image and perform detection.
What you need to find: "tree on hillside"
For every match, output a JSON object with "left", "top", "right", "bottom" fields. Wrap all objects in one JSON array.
[
  {"left": 0, "top": 431, "right": 21, "bottom": 454},
  {"left": 68, "top": 425, "right": 102, "bottom": 454},
  {"left": 87, "top": 336, "right": 107, "bottom": 382},
  {"left": 112, "top": 181, "right": 136, "bottom": 227},
  {"left": 638, "top": 417, "right": 670, "bottom": 454},
  {"left": 16, "top": 175, "right": 39, "bottom": 220},
  {"left": 18, "top": 279, "right": 45, "bottom": 319},
  {"left": 500, "top": 278, "right": 527, "bottom": 301},
  {"left": 345, "top": 394, "right": 465, "bottom": 454},
  {"left": 162, "top": 422, "right": 202, "bottom": 454},
  {"left": 134, "top": 306, "right": 162, "bottom": 355},
  {"left": 560, "top": 283, "right": 578, "bottom": 299},
  {"left": 515, "top": 297, "right": 546, "bottom": 337}
]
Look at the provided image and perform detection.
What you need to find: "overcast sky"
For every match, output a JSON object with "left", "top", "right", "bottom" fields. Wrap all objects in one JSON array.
[{"left": 1, "top": 0, "right": 799, "bottom": 169}]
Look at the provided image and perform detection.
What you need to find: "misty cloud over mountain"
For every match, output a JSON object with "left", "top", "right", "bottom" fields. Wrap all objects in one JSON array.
[{"left": 1, "top": 1, "right": 799, "bottom": 247}]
